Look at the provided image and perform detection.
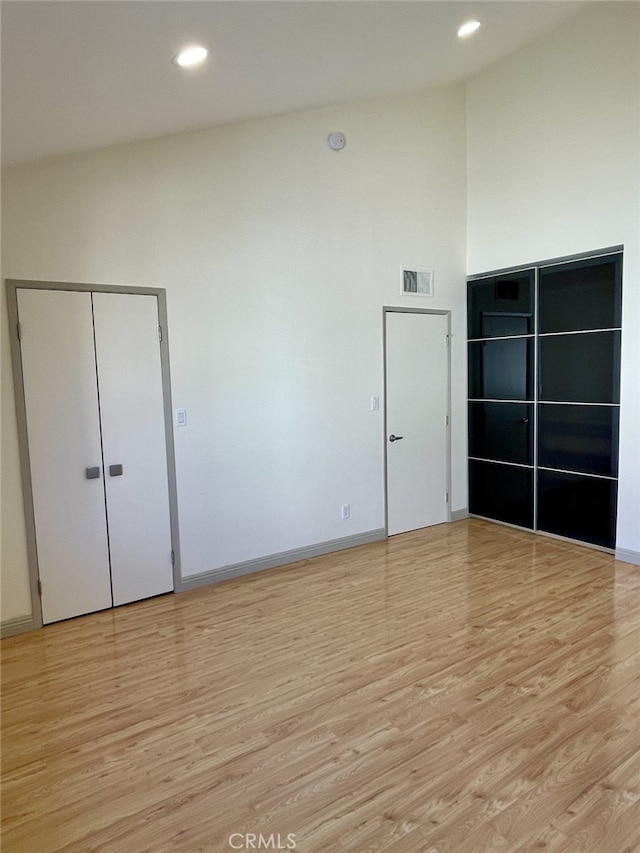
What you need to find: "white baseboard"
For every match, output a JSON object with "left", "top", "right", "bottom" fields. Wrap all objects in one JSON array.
[
  {"left": 177, "top": 528, "right": 387, "bottom": 592},
  {"left": 450, "top": 508, "right": 469, "bottom": 522},
  {"left": 1, "top": 615, "right": 36, "bottom": 638},
  {"left": 615, "top": 548, "right": 640, "bottom": 566}
]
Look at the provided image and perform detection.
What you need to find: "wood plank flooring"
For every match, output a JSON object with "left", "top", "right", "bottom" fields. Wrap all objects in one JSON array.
[{"left": 2, "top": 519, "right": 640, "bottom": 852}]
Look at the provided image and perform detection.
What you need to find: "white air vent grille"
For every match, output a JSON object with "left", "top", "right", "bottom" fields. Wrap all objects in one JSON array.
[{"left": 402, "top": 268, "right": 434, "bottom": 297}]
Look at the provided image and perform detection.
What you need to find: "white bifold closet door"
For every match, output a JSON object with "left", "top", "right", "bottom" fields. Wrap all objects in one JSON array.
[{"left": 17, "top": 288, "right": 173, "bottom": 624}]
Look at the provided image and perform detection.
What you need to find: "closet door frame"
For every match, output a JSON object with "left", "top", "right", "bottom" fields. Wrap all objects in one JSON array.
[
  {"left": 466, "top": 244, "right": 623, "bottom": 554},
  {"left": 6, "top": 278, "right": 182, "bottom": 630}
]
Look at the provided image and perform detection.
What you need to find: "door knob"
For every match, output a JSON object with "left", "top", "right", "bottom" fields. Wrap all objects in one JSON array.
[
  {"left": 109, "top": 464, "right": 123, "bottom": 477},
  {"left": 389, "top": 434, "right": 404, "bottom": 442},
  {"left": 518, "top": 418, "right": 529, "bottom": 424},
  {"left": 85, "top": 466, "right": 101, "bottom": 479}
]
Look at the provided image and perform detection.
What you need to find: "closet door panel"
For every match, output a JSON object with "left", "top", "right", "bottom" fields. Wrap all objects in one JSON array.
[
  {"left": 93, "top": 293, "right": 173, "bottom": 606},
  {"left": 468, "top": 272, "right": 534, "bottom": 338},
  {"left": 538, "top": 404, "right": 619, "bottom": 477},
  {"left": 537, "top": 470, "right": 617, "bottom": 549},
  {"left": 468, "top": 338, "right": 533, "bottom": 401},
  {"left": 469, "top": 460, "right": 534, "bottom": 529},
  {"left": 17, "top": 289, "right": 113, "bottom": 623},
  {"left": 468, "top": 402, "right": 533, "bottom": 466},
  {"left": 539, "top": 257, "right": 622, "bottom": 333},
  {"left": 539, "top": 331, "right": 621, "bottom": 403}
]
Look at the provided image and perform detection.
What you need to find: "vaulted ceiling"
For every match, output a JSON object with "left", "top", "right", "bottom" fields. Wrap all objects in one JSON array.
[{"left": 1, "top": 1, "right": 585, "bottom": 167}]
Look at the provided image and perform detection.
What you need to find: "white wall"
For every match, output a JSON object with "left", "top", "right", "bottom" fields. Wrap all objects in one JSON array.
[
  {"left": 466, "top": 2, "right": 640, "bottom": 557},
  {"left": 1, "top": 86, "right": 468, "bottom": 622}
]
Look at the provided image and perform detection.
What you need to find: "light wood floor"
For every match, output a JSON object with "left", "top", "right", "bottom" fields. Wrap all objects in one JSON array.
[{"left": 2, "top": 519, "right": 640, "bottom": 853}]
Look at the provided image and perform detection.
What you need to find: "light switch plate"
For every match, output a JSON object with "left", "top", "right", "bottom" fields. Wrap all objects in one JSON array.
[{"left": 175, "top": 408, "right": 187, "bottom": 427}]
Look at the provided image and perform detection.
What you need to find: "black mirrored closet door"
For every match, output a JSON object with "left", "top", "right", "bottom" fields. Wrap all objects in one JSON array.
[
  {"left": 467, "top": 270, "right": 535, "bottom": 529},
  {"left": 467, "top": 251, "right": 622, "bottom": 549},
  {"left": 537, "top": 254, "right": 621, "bottom": 548}
]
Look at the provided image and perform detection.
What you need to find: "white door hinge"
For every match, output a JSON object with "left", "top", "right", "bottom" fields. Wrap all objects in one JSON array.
[
  {"left": 171, "top": 550, "right": 175, "bottom": 567},
  {"left": 158, "top": 325, "right": 163, "bottom": 343},
  {"left": 17, "top": 322, "right": 22, "bottom": 342}
]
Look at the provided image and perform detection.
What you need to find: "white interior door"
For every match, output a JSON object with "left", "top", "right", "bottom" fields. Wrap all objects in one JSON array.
[
  {"left": 385, "top": 311, "right": 449, "bottom": 536},
  {"left": 17, "top": 289, "right": 113, "bottom": 623},
  {"left": 93, "top": 292, "right": 173, "bottom": 606}
]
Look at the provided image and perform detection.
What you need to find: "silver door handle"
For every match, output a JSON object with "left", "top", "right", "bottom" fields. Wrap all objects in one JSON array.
[
  {"left": 389, "top": 434, "right": 404, "bottom": 442},
  {"left": 86, "top": 466, "right": 101, "bottom": 479},
  {"left": 109, "top": 464, "right": 123, "bottom": 477}
]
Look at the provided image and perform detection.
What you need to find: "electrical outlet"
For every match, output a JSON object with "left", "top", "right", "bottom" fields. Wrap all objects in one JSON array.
[{"left": 341, "top": 504, "right": 350, "bottom": 520}]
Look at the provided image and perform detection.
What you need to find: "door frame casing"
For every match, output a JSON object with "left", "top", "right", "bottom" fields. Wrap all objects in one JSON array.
[
  {"left": 6, "top": 278, "right": 182, "bottom": 630},
  {"left": 383, "top": 306, "right": 452, "bottom": 536}
]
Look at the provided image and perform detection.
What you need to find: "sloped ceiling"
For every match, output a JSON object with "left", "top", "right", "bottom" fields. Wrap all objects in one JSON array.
[{"left": 1, "top": 0, "right": 585, "bottom": 167}]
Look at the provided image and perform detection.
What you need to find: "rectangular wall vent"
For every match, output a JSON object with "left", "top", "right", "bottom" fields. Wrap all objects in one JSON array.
[{"left": 402, "top": 268, "right": 434, "bottom": 297}]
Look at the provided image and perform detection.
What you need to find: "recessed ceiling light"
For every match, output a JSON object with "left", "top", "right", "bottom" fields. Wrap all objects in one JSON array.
[
  {"left": 174, "top": 45, "right": 208, "bottom": 68},
  {"left": 457, "top": 20, "right": 481, "bottom": 38}
]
